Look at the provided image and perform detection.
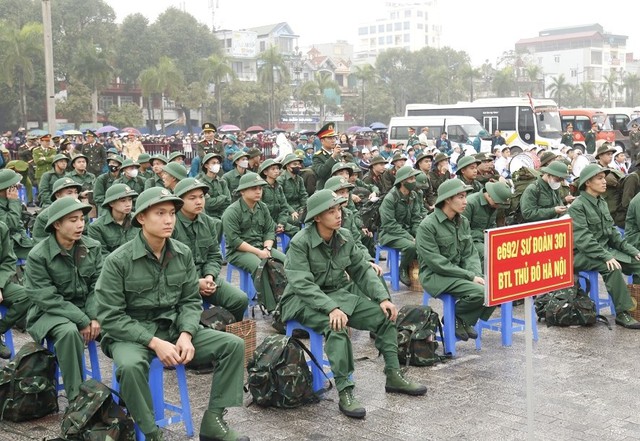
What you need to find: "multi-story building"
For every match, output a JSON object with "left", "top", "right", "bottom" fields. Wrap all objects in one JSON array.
[{"left": 354, "top": 0, "right": 442, "bottom": 65}]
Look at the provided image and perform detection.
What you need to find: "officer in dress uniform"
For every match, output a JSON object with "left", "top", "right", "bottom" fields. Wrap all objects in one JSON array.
[
  {"left": 80, "top": 130, "right": 107, "bottom": 176},
  {"left": 407, "top": 127, "right": 419, "bottom": 147},
  {"left": 33, "top": 134, "right": 57, "bottom": 186},
  {"left": 197, "top": 123, "right": 223, "bottom": 159},
  {"left": 311, "top": 123, "right": 342, "bottom": 192},
  {"left": 561, "top": 123, "right": 574, "bottom": 148}
]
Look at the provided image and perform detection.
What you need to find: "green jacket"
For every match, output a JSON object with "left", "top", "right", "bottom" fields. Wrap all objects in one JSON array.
[
  {"left": 279, "top": 225, "right": 389, "bottom": 321},
  {"left": 561, "top": 132, "right": 574, "bottom": 147},
  {"left": 462, "top": 191, "right": 497, "bottom": 244},
  {"left": 67, "top": 170, "right": 96, "bottom": 192},
  {"left": 38, "top": 170, "right": 66, "bottom": 207},
  {"left": 378, "top": 187, "right": 422, "bottom": 244},
  {"left": 625, "top": 192, "right": 640, "bottom": 249},
  {"left": 380, "top": 168, "right": 398, "bottom": 194},
  {"left": 362, "top": 170, "right": 384, "bottom": 193},
  {"left": 196, "top": 173, "right": 231, "bottom": 219},
  {"left": 341, "top": 206, "right": 371, "bottom": 259},
  {"left": 0, "top": 197, "right": 34, "bottom": 257},
  {"left": 221, "top": 168, "right": 246, "bottom": 201},
  {"left": 172, "top": 211, "right": 223, "bottom": 280},
  {"left": 459, "top": 175, "right": 484, "bottom": 193},
  {"left": 144, "top": 174, "right": 166, "bottom": 190},
  {"left": 429, "top": 170, "right": 451, "bottom": 193},
  {"left": 0, "top": 222, "right": 16, "bottom": 289},
  {"left": 79, "top": 143, "right": 106, "bottom": 176},
  {"left": 33, "top": 147, "right": 57, "bottom": 181},
  {"left": 93, "top": 172, "right": 119, "bottom": 207},
  {"left": 95, "top": 232, "right": 201, "bottom": 350},
  {"left": 311, "top": 149, "right": 338, "bottom": 191},
  {"left": 222, "top": 198, "right": 276, "bottom": 256},
  {"left": 113, "top": 175, "right": 146, "bottom": 194},
  {"left": 141, "top": 168, "right": 155, "bottom": 180},
  {"left": 196, "top": 140, "right": 223, "bottom": 159},
  {"left": 262, "top": 180, "right": 294, "bottom": 226},
  {"left": 615, "top": 170, "right": 640, "bottom": 227},
  {"left": 416, "top": 208, "right": 481, "bottom": 296},
  {"left": 87, "top": 211, "right": 139, "bottom": 257},
  {"left": 584, "top": 129, "right": 597, "bottom": 154},
  {"left": 520, "top": 177, "right": 563, "bottom": 222},
  {"left": 24, "top": 235, "right": 103, "bottom": 342},
  {"left": 568, "top": 191, "right": 639, "bottom": 268},
  {"left": 277, "top": 170, "right": 308, "bottom": 211},
  {"left": 355, "top": 177, "right": 379, "bottom": 195}
]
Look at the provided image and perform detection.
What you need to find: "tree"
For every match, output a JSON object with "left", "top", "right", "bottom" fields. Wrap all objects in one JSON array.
[
  {"left": 176, "top": 81, "right": 209, "bottom": 134},
  {"left": 258, "top": 46, "right": 289, "bottom": 129},
  {"left": 57, "top": 80, "right": 92, "bottom": 129},
  {"left": 622, "top": 73, "right": 640, "bottom": 106},
  {"left": 299, "top": 72, "right": 341, "bottom": 124},
  {"left": 138, "top": 57, "right": 184, "bottom": 133},
  {"left": 601, "top": 71, "right": 618, "bottom": 107},
  {"left": 222, "top": 80, "right": 269, "bottom": 129},
  {"left": 199, "top": 55, "right": 235, "bottom": 125},
  {"left": 73, "top": 42, "right": 114, "bottom": 124},
  {"left": 352, "top": 64, "right": 376, "bottom": 126},
  {"left": 525, "top": 65, "right": 543, "bottom": 96},
  {"left": 461, "top": 66, "right": 482, "bottom": 102},
  {"left": 106, "top": 103, "right": 144, "bottom": 128},
  {"left": 0, "top": 21, "right": 43, "bottom": 128},
  {"left": 114, "top": 14, "right": 158, "bottom": 86},
  {"left": 342, "top": 81, "right": 394, "bottom": 128},
  {"left": 547, "top": 74, "right": 570, "bottom": 107}
]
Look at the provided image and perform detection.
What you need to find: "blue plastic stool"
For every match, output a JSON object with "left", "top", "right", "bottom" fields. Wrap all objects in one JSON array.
[
  {"left": 226, "top": 264, "right": 257, "bottom": 312},
  {"left": 44, "top": 339, "right": 102, "bottom": 393},
  {"left": 579, "top": 270, "right": 616, "bottom": 317},
  {"left": 616, "top": 226, "right": 625, "bottom": 238},
  {"left": 219, "top": 234, "right": 226, "bottom": 260},
  {"left": 422, "top": 291, "right": 460, "bottom": 356},
  {"left": 285, "top": 321, "right": 333, "bottom": 392},
  {"left": 18, "top": 187, "right": 27, "bottom": 204},
  {"left": 475, "top": 301, "right": 539, "bottom": 349},
  {"left": 0, "top": 306, "right": 15, "bottom": 358},
  {"left": 112, "top": 358, "right": 194, "bottom": 441},
  {"left": 277, "top": 232, "right": 291, "bottom": 252},
  {"left": 374, "top": 245, "right": 400, "bottom": 291}
]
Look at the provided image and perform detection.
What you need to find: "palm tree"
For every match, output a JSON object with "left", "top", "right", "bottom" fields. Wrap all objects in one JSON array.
[
  {"left": 352, "top": 64, "right": 376, "bottom": 126},
  {"left": 199, "top": 55, "right": 235, "bottom": 125},
  {"left": 73, "top": 43, "right": 114, "bottom": 124},
  {"left": 622, "top": 73, "right": 640, "bottom": 106},
  {"left": 138, "top": 57, "right": 183, "bottom": 133},
  {"left": 139, "top": 67, "right": 161, "bottom": 133},
  {"left": 547, "top": 74, "right": 570, "bottom": 107},
  {"left": 578, "top": 82, "right": 596, "bottom": 107},
  {"left": 461, "top": 66, "right": 481, "bottom": 102},
  {"left": 300, "top": 72, "right": 341, "bottom": 123},
  {"left": 258, "top": 46, "right": 289, "bottom": 129},
  {"left": 601, "top": 71, "right": 618, "bottom": 107},
  {"left": 0, "top": 22, "right": 43, "bottom": 128},
  {"left": 525, "top": 65, "right": 543, "bottom": 96}
]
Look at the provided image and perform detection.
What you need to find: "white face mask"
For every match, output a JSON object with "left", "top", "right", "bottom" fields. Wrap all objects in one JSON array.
[
  {"left": 209, "top": 163, "right": 221, "bottom": 174},
  {"left": 127, "top": 169, "right": 139, "bottom": 178},
  {"left": 548, "top": 180, "right": 561, "bottom": 190},
  {"left": 238, "top": 159, "right": 249, "bottom": 169}
]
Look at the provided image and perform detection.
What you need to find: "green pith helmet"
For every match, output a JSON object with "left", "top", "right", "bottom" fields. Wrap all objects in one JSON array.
[
  {"left": 132, "top": 187, "right": 184, "bottom": 227},
  {"left": 173, "top": 177, "right": 210, "bottom": 198},
  {"left": 162, "top": 162, "right": 188, "bottom": 181},
  {"left": 235, "top": 172, "right": 267, "bottom": 193},
  {"left": 258, "top": 158, "right": 281, "bottom": 176},
  {"left": 435, "top": 178, "right": 473, "bottom": 206},
  {"left": 150, "top": 154, "right": 168, "bottom": 165},
  {"left": 305, "top": 189, "right": 347, "bottom": 223},
  {"left": 485, "top": 182, "right": 512, "bottom": 206},
  {"left": 232, "top": 151, "right": 249, "bottom": 164},
  {"left": 281, "top": 153, "right": 302, "bottom": 168},
  {"left": 595, "top": 143, "right": 616, "bottom": 159},
  {"left": 101, "top": 184, "right": 138, "bottom": 207},
  {"left": 455, "top": 155, "right": 481, "bottom": 175},
  {"left": 202, "top": 152, "right": 223, "bottom": 171},
  {"left": 393, "top": 165, "right": 421, "bottom": 186},
  {"left": 70, "top": 154, "right": 88, "bottom": 165},
  {"left": 0, "top": 169, "right": 22, "bottom": 190},
  {"left": 331, "top": 162, "right": 354, "bottom": 176},
  {"left": 137, "top": 153, "right": 151, "bottom": 164},
  {"left": 540, "top": 161, "right": 569, "bottom": 179},
  {"left": 120, "top": 158, "right": 140, "bottom": 169},
  {"left": 578, "top": 164, "right": 609, "bottom": 191},
  {"left": 168, "top": 151, "right": 186, "bottom": 162},
  {"left": 51, "top": 153, "right": 69, "bottom": 167},
  {"left": 369, "top": 156, "right": 388, "bottom": 166},
  {"left": 51, "top": 177, "right": 82, "bottom": 202},
  {"left": 324, "top": 176, "right": 355, "bottom": 192},
  {"left": 45, "top": 198, "right": 92, "bottom": 232}
]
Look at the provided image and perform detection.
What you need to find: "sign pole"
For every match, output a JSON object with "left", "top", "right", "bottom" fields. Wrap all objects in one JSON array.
[{"left": 524, "top": 296, "right": 534, "bottom": 441}]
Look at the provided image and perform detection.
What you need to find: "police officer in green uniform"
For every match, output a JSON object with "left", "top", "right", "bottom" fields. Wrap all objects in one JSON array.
[
  {"left": 455, "top": 155, "right": 483, "bottom": 193},
  {"left": 0, "top": 169, "right": 34, "bottom": 259},
  {"left": 25, "top": 197, "right": 102, "bottom": 401},
  {"left": 378, "top": 166, "right": 423, "bottom": 286},
  {"left": 197, "top": 123, "right": 224, "bottom": 159},
  {"left": 222, "top": 172, "right": 286, "bottom": 280},
  {"left": 569, "top": 164, "right": 640, "bottom": 328},
  {"left": 277, "top": 153, "right": 308, "bottom": 217},
  {"left": 198, "top": 153, "right": 231, "bottom": 220},
  {"left": 222, "top": 151, "right": 250, "bottom": 201},
  {"left": 17, "top": 135, "right": 36, "bottom": 206},
  {"left": 520, "top": 161, "right": 569, "bottom": 222},
  {"left": 32, "top": 178, "right": 85, "bottom": 243},
  {"left": 311, "top": 122, "right": 342, "bottom": 192},
  {"left": 38, "top": 154, "right": 69, "bottom": 208},
  {"left": 0, "top": 221, "right": 31, "bottom": 358},
  {"left": 416, "top": 179, "right": 496, "bottom": 340},
  {"left": 462, "top": 181, "right": 512, "bottom": 265},
  {"left": 113, "top": 158, "right": 146, "bottom": 194},
  {"left": 429, "top": 152, "right": 451, "bottom": 193},
  {"left": 94, "top": 155, "right": 124, "bottom": 215},
  {"left": 584, "top": 121, "right": 598, "bottom": 155},
  {"left": 380, "top": 152, "right": 407, "bottom": 194},
  {"left": 172, "top": 178, "right": 248, "bottom": 322},
  {"left": 67, "top": 154, "right": 96, "bottom": 197},
  {"left": 144, "top": 154, "right": 169, "bottom": 190},
  {"left": 258, "top": 159, "right": 299, "bottom": 237},
  {"left": 561, "top": 123, "right": 574, "bottom": 148},
  {"left": 33, "top": 134, "right": 57, "bottom": 186},
  {"left": 95, "top": 187, "right": 248, "bottom": 441},
  {"left": 80, "top": 129, "right": 107, "bottom": 176},
  {"left": 161, "top": 162, "right": 188, "bottom": 192},
  {"left": 87, "top": 184, "right": 139, "bottom": 257},
  {"left": 138, "top": 153, "right": 155, "bottom": 180},
  {"left": 279, "top": 189, "right": 426, "bottom": 419}
]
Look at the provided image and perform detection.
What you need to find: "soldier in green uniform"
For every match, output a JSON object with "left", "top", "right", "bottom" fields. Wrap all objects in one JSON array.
[
  {"left": 378, "top": 166, "right": 423, "bottom": 286},
  {"left": 380, "top": 152, "right": 407, "bottom": 194},
  {"left": 462, "top": 181, "right": 512, "bottom": 265},
  {"left": 18, "top": 135, "right": 37, "bottom": 205},
  {"left": 0, "top": 221, "right": 31, "bottom": 358},
  {"left": 93, "top": 156, "right": 123, "bottom": 216},
  {"left": 414, "top": 151, "right": 436, "bottom": 210},
  {"left": 279, "top": 189, "right": 426, "bottom": 419},
  {"left": 629, "top": 123, "right": 640, "bottom": 163},
  {"left": 362, "top": 155, "right": 387, "bottom": 194},
  {"left": 594, "top": 143, "right": 624, "bottom": 217},
  {"left": 168, "top": 151, "right": 187, "bottom": 167},
  {"left": 222, "top": 172, "right": 286, "bottom": 281},
  {"left": 429, "top": 152, "right": 451, "bottom": 194},
  {"left": 196, "top": 123, "right": 224, "bottom": 159},
  {"left": 474, "top": 152, "right": 500, "bottom": 187},
  {"left": 33, "top": 134, "right": 57, "bottom": 186},
  {"left": 416, "top": 179, "right": 496, "bottom": 340},
  {"left": 160, "top": 162, "right": 188, "bottom": 192},
  {"left": 144, "top": 154, "right": 168, "bottom": 191},
  {"left": 67, "top": 154, "right": 96, "bottom": 198},
  {"left": 172, "top": 178, "right": 248, "bottom": 322},
  {"left": 80, "top": 129, "right": 107, "bottom": 176},
  {"left": 0, "top": 170, "right": 34, "bottom": 259},
  {"left": 25, "top": 197, "right": 102, "bottom": 401},
  {"left": 95, "top": 187, "right": 248, "bottom": 441},
  {"left": 584, "top": 121, "right": 598, "bottom": 155},
  {"left": 520, "top": 161, "right": 569, "bottom": 223},
  {"left": 561, "top": 123, "right": 574, "bottom": 148},
  {"left": 198, "top": 153, "right": 231, "bottom": 220},
  {"left": 38, "top": 154, "right": 69, "bottom": 208},
  {"left": 615, "top": 154, "right": 640, "bottom": 227},
  {"left": 258, "top": 159, "right": 299, "bottom": 237},
  {"left": 113, "top": 159, "right": 146, "bottom": 194},
  {"left": 455, "top": 155, "right": 483, "bottom": 193},
  {"left": 407, "top": 126, "right": 419, "bottom": 147},
  {"left": 568, "top": 164, "right": 640, "bottom": 329},
  {"left": 222, "top": 151, "right": 250, "bottom": 201},
  {"left": 277, "top": 153, "right": 308, "bottom": 218},
  {"left": 32, "top": 178, "right": 85, "bottom": 243},
  {"left": 246, "top": 148, "right": 262, "bottom": 174},
  {"left": 624, "top": 191, "right": 640, "bottom": 249},
  {"left": 138, "top": 153, "right": 154, "bottom": 180},
  {"left": 311, "top": 122, "right": 342, "bottom": 192},
  {"left": 87, "top": 184, "right": 139, "bottom": 258}
]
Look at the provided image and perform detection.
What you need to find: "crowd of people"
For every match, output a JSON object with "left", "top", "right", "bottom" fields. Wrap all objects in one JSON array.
[{"left": 2, "top": 119, "right": 640, "bottom": 440}]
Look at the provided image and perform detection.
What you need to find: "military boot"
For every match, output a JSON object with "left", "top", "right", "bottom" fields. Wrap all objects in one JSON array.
[
  {"left": 338, "top": 386, "right": 366, "bottom": 419},
  {"left": 200, "top": 409, "right": 250, "bottom": 441},
  {"left": 145, "top": 428, "right": 165, "bottom": 441},
  {"left": 399, "top": 268, "right": 411, "bottom": 287},
  {"left": 465, "top": 323, "right": 478, "bottom": 339},
  {"left": 0, "top": 336, "right": 11, "bottom": 359},
  {"left": 615, "top": 311, "right": 640, "bottom": 329},
  {"left": 454, "top": 317, "right": 469, "bottom": 341},
  {"left": 384, "top": 368, "right": 428, "bottom": 396}
]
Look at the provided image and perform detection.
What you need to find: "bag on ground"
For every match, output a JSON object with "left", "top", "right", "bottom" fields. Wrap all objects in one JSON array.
[
  {"left": 535, "top": 277, "right": 609, "bottom": 328},
  {"left": 396, "top": 305, "right": 449, "bottom": 366},
  {"left": 200, "top": 305, "right": 235, "bottom": 331}
]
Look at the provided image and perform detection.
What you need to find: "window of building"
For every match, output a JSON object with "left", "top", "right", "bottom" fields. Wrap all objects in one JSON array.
[
  {"left": 390, "top": 12, "right": 397, "bottom": 19},
  {"left": 395, "top": 35, "right": 402, "bottom": 45},
  {"left": 370, "top": 38, "right": 376, "bottom": 46},
  {"left": 405, "top": 9, "right": 411, "bottom": 17},
  {"left": 358, "top": 27, "right": 368, "bottom": 35},
  {"left": 379, "top": 36, "right": 384, "bottom": 45},
  {"left": 394, "top": 22, "right": 401, "bottom": 31},
  {"left": 404, "top": 21, "right": 410, "bottom": 30},
  {"left": 591, "top": 50, "right": 602, "bottom": 65},
  {"left": 225, "top": 38, "right": 232, "bottom": 48},
  {"left": 417, "top": 10, "right": 423, "bottom": 17},
  {"left": 386, "top": 35, "right": 392, "bottom": 44},
  {"left": 370, "top": 25, "right": 376, "bottom": 33},
  {"left": 404, "top": 34, "right": 410, "bottom": 43},
  {"left": 99, "top": 95, "right": 113, "bottom": 112},
  {"left": 417, "top": 23, "right": 423, "bottom": 29},
  {"left": 120, "top": 96, "right": 133, "bottom": 105},
  {"left": 260, "top": 41, "right": 265, "bottom": 52},
  {"left": 232, "top": 62, "right": 243, "bottom": 76},
  {"left": 554, "top": 55, "right": 560, "bottom": 63},
  {"left": 378, "top": 24, "right": 384, "bottom": 32},
  {"left": 386, "top": 23, "right": 392, "bottom": 32}
]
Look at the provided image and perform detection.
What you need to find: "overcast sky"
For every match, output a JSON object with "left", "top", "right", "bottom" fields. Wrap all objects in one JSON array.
[{"left": 105, "top": 0, "right": 640, "bottom": 66}]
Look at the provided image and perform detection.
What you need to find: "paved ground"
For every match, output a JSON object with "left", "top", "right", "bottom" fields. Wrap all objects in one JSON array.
[{"left": 1, "top": 267, "right": 639, "bottom": 441}]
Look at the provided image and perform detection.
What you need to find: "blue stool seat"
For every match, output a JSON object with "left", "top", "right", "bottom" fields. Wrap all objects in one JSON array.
[
  {"left": 219, "top": 234, "right": 226, "bottom": 260},
  {"left": 579, "top": 270, "right": 615, "bottom": 317},
  {"left": 226, "top": 264, "right": 257, "bottom": 306},
  {"left": 422, "top": 292, "right": 459, "bottom": 356},
  {"left": 285, "top": 321, "right": 333, "bottom": 392},
  {"left": 0, "top": 305, "right": 15, "bottom": 358},
  {"left": 112, "top": 358, "right": 194, "bottom": 441},
  {"left": 44, "top": 339, "right": 102, "bottom": 393},
  {"left": 374, "top": 245, "right": 400, "bottom": 291},
  {"left": 277, "top": 232, "right": 291, "bottom": 252},
  {"left": 475, "top": 301, "right": 539, "bottom": 349}
]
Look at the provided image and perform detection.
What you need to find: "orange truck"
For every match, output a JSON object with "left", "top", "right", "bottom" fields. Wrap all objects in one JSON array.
[{"left": 559, "top": 109, "right": 615, "bottom": 153}]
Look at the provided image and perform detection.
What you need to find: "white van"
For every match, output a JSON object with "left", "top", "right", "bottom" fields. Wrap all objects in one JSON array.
[{"left": 387, "top": 115, "right": 491, "bottom": 153}]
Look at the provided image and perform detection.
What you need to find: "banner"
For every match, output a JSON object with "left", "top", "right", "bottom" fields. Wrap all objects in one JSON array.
[{"left": 484, "top": 217, "right": 574, "bottom": 307}]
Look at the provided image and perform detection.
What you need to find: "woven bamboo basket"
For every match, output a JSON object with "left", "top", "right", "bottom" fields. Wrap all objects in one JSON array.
[
  {"left": 409, "top": 260, "right": 422, "bottom": 292},
  {"left": 628, "top": 284, "right": 640, "bottom": 321},
  {"left": 226, "top": 319, "right": 257, "bottom": 368}
]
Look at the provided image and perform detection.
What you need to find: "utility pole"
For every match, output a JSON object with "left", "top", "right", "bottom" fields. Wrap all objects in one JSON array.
[{"left": 42, "top": 0, "right": 56, "bottom": 133}]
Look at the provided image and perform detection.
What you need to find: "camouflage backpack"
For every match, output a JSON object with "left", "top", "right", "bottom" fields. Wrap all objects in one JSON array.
[
  {"left": 254, "top": 258, "right": 287, "bottom": 314},
  {"left": 200, "top": 306, "right": 235, "bottom": 331},
  {"left": 506, "top": 167, "right": 538, "bottom": 225},
  {"left": 535, "top": 278, "right": 610, "bottom": 328},
  {"left": 0, "top": 341, "right": 58, "bottom": 422},
  {"left": 358, "top": 195, "right": 385, "bottom": 232},
  {"left": 61, "top": 378, "right": 135, "bottom": 441},
  {"left": 396, "top": 305, "right": 450, "bottom": 367},
  {"left": 247, "top": 335, "right": 326, "bottom": 408}
]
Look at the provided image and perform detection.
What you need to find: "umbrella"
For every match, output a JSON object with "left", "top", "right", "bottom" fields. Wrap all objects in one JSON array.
[
  {"left": 219, "top": 124, "right": 240, "bottom": 132},
  {"left": 28, "top": 129, "right": 47, "bottom": 136},
  {"left": 55, "top": 130, "right": 65, "bottom": 136},
  {"left": 245, "top": 125, "right": 265, "bottom": 133},
  {"left": 63, "top": 129, "right": 83, "bottom": 135},
  {"left": 121, "top": 127, "right": 141, "bottom": 136},
  {"left": 96, "top": 125, "right": 119, "bottom": 134},
  {"left": 299, "top": 129, "right": 315, "bottom": 136},
  {"left": 357, "top": 127, "right": 373, "bottom": 133},
  {"left": 369, "top": 122, "right": 387, "bottom": 130},
  {"left": 346, "top": 126, "right": 361, "bottom": 133},
  {"left": 627, "top": 117, "right": 640, "bottom": 130},
  {"left": 271, "top": 127, "right": 286, "bottom": 133}
]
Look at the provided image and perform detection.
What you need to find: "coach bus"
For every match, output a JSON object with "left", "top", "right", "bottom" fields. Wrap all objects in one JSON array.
[
  {"left": 405, "top": 97, "right": 563, "bottom": 150},
  {"left": 559, "top": 109, "right": 615, "bottom": 153},
  {"left": 600, "top": 107, "right": 640, "bottom": 152}
]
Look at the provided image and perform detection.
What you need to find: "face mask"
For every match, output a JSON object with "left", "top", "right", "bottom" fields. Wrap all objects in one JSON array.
[
  {"left": 109, "top": 165, "right": 120, "bottom": 173},
  {"left": 404, "top": 181, "right": 417, "bottom": 192},
  {"left": 238, "top": 160, "right": 249, "bottom": 169},
  {"left": 209, "top": 163, "right": 221, "bottom": 174},
  {"left": 548, "top": 180, "right": 561, "bottom": 190},
  {"left": 127, "top": 169, "right": 139, "bottom": 178},
  {"left": 291, "top": 167, "right": 301, "bottom": 175}
]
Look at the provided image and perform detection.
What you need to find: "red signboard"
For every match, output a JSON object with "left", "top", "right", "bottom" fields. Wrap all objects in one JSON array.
[{"left": 484, "top": 218, "right": 574, "bottom": 307}]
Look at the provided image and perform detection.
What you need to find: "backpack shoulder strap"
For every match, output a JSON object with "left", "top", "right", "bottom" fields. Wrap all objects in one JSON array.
[{"left": 291, "top": 338, "right": 333, "bottom": 392}]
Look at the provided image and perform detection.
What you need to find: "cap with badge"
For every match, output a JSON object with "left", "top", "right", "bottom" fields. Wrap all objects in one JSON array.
[
  {"left": 85, "top": 129, "right": 97, "bottom": 138},
  {"left": 45, "top": 198, "right": 92, "bottom": 232},
  {"left": 202, "top": 122, "right": 217, "bottom": 132},
  {"left": 435, "top": 179, "right": 473, "bottom": 206},
  {"left": 132, "top": 188, "right": 184, "bottom": 227},
  {"left": 101, "top": 184, "right": 139, "bottom": 207},
  {"left": 305, "top": 189, "right": 347, "bottom": 222},
  {"left": 173, "top": 177, "right": 210, "bottom": 198},
  {"left": 316, "top": 122, "right": 337, "bottom": 139},
  {"left": 235, "top": 172, "right": 268, "bottom": 193},
  {"left": 162, "top": 162, "right": 188, "bottom": 181},
  {"left": 51, "top": 177, "right": 82, "bottom": 202}
]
